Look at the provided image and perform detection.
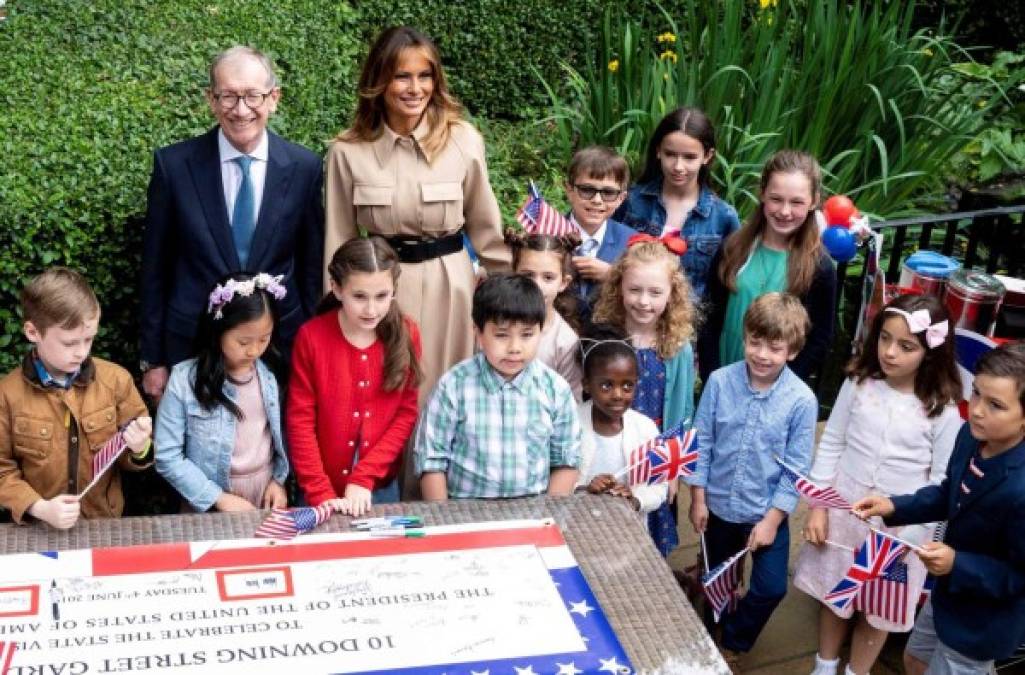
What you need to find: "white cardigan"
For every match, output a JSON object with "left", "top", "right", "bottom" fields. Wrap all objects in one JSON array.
[{"left": 576, "top": 401, "right": 668, "bottom": 514}]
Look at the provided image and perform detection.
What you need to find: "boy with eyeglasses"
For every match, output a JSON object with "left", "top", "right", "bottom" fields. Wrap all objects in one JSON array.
[{"left": 564, "top": 146, "right": 638, "bottom": 324}]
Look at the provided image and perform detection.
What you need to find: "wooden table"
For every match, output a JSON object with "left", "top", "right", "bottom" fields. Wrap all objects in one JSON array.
[{"left": 0, "top": 494, "right": 727, "bottom": 673}]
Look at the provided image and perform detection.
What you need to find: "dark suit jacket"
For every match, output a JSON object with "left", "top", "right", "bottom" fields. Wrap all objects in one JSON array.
[
  {"left": 576, "top": 217, "right": 637, "bottom": 325},
  {"left": 141, "top": 127, "right": 324, "bottom": 366},
  {"left": 696, "top": 248, "right": 836, "bottom": 383},
  {"left": 887, "top": 425, "right": 1025, "bottom": 661}
]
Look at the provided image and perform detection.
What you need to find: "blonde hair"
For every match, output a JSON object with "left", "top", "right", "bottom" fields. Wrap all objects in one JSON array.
[
  {"left": 338, "top": 26, "right": 464, "bottom": 160},
  {"left": 743, "top": 292, "right": 810, "bottom": 354},
  {"left": 593, "top": 241, "right": 697, "bottom": 359},
  {"left": 718, "top": 150, "right": 824, "bottom": 296},
  {"left": 21, "top": 267, "right": 100, "bottom": 333}
]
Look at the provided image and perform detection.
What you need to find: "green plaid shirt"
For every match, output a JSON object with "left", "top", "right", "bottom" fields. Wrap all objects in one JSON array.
[{"left": 414, "top": 353, "right": 581, "bottom": 498}]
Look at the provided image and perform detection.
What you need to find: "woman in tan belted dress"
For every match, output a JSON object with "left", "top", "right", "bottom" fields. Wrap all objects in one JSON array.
[{"left": 324, "top": 26, "right": 511, "bottom": 498}]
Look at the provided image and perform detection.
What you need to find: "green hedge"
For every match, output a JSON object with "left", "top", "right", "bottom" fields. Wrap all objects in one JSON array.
[{"left": 0, "top": 0, "right": 361, "bottom": 374}]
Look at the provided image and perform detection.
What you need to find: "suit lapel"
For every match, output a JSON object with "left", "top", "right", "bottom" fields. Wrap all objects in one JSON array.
[
  {"left": 247, "top": 132, "right": 295, "bottom": 270},
  {"left": 952, "top": 442, "right": 1025, "bottom": 519},
  {"left": 187, "top": 128, "right": 240, "bottom": 271}
]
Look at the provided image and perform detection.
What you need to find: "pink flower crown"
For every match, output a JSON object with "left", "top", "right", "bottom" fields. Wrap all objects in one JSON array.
[{"left": 207, "top": 273, "right": 287, "bottom": 320}]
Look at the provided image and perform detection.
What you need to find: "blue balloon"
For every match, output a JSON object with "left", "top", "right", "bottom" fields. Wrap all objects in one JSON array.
[{"left": 822, "top": 225, "right": 857, "bottom": 263}]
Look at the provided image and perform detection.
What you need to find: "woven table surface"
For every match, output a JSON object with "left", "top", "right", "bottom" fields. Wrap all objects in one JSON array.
[{"left": 0, "top": 494, "right": 727, "bottom": 674}]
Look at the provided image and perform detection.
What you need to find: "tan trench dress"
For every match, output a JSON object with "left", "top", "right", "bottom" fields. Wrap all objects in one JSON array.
[{"left": 324, "top": 120, "right": 511, "bottom": 497}]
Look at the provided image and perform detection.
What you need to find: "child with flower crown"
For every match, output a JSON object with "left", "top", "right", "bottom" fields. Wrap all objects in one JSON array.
[{"left": 155, "top": 273, "right": 291, "bottom": 512}]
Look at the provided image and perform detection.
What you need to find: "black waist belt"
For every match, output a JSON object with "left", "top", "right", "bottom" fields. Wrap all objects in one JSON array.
[{"left": 384, "top": 233, "right": 464, "bottom": 264}]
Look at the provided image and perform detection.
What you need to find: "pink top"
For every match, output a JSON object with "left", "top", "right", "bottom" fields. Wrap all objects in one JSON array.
[{"left": 229, "top": 375, "right": 273, "bottom": 506}]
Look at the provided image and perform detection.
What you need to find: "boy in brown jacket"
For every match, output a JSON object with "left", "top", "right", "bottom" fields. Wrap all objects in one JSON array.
[{"left": 0, "top": 268, "right": 152, "bottom": 528}]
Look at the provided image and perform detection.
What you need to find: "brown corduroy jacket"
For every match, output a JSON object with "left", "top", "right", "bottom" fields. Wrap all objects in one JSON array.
[{"left": 0, "top": 354, "right": 149, "bottom": 523}]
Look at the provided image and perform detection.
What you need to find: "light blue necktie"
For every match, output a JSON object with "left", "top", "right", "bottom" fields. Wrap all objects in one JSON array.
[
  {"left": 576, "top": 238, "right": 600, "bottom": 298},
  {"left": 232, "top": 155, "right": 255, "bottom": 269}
]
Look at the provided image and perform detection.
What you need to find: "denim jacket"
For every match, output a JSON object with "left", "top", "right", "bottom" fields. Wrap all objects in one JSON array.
[
  {"left": 155, "top": 358, "right": 289, "bottom": 511},
  {"left": 614, "top": 181, "right": 741, "bottom": 301}
]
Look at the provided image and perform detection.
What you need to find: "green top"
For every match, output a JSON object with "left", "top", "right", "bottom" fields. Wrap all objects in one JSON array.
[{"left": 719, "top": 244, "right": 789, "bottom": 367}]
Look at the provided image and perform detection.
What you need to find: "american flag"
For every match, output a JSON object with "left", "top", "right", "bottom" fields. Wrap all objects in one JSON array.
[
  {"left": 254, "top": 504, "right": 334, "bottom": 540},
  {"left": 0, "top": 641, "right": 15, "bottom": 675},
  {"left": 774, "top": 456, "right": 851, "bottom": 509},
  {"left": 78, "top": 422, "right": 135, "bottom": 496},
  {"left": 824, "top": 530, "right": 911, "bottom": 612},
  {"left": 854, "top": 560, "right": 910, "bottom": 624},
  {"left": 515, "top": 182, "right": 574, "bottom": 237},
  {"left": 628, "top": 424, "right": 698, "bottom": 486},
  {"left": 702, "top": 548, "right": 746, "bottom": 622}
]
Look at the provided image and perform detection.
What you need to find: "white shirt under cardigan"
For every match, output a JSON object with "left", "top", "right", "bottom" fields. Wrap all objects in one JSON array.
[
  {"left": 576, "top": 400, "right": 667, "bottom": 514},
  {"left": 809, "top": 376, "right": 962, "bottom": 542},
  {"left": 218, "top": 129, "right": 269, "bottom": 226}
]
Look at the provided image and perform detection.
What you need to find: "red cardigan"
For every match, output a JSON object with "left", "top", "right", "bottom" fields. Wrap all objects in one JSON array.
[{"left": 287, "top": 312, "right": 421, "bottom": 505}]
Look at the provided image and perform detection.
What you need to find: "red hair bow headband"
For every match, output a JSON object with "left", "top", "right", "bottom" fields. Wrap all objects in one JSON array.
[{"left": 626, "top": 233, "right": 687, "bottom": 256}]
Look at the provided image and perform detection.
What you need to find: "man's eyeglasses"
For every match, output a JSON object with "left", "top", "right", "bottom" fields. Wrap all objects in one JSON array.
[
  {"left": 573, "top": 184, "right": 623, "bottom": 202},
  {"left": 211, "top": 91, "right": 274, "bottom": 110}
]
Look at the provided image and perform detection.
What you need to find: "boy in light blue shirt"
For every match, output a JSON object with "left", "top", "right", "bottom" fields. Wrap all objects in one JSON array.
[{"left": 685, "top": 292, "right": 817, "bottom": 665}]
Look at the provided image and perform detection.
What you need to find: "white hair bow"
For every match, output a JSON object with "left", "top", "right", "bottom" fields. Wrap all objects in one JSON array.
[{"left": 884, "top": 307, "right": 949, "bottom": 349}]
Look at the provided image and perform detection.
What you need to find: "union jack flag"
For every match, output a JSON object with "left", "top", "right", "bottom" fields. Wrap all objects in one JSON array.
[
  {"left": 628, "top": 424, "right": 698, "bottom": 486},
  {"left": 854, "top": 560, "right": 910, "bottom": 624},
  {"left": 824, "top": 530, "right": 911, "bottom": 612},
  {"left": 774, "top": 456, "right": 851, "bottom": 509},
  {"left": 702, "top": 548, "right": 746, "bottom": 623},
  {"left": 254, "top": 504, "right": 334, "bottom": 540},
  {"left": 515, "top": 182, "right": 574, "bottom": 237},
  {"left": 0, "top": 641, "right": 15, "bottom": 675}
]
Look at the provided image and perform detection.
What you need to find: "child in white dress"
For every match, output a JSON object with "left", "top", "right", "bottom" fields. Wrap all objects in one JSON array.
[{"left": 793, "top": 294, "right": 963, "bottom": 675}]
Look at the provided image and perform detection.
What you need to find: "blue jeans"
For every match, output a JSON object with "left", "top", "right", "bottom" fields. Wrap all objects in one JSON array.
[
  {"left": 703, "top": 510, "right": 790, "bottom": 653},
  {"left": 372, "top": 478, "right": 400, "bottom": 505}
]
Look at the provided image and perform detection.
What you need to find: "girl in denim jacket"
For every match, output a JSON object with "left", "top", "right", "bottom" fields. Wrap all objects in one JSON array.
[
  {"left": 613, "top": 107, "right": 740, "bottom": 304},
  {"left": 155, "top": 273, "right": 290, "bottom": 512}
]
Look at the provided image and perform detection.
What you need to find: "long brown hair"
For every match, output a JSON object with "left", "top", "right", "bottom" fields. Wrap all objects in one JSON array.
[
  {"left": 592, "top": 240, "right": 697, "bottom": 360},
  {"left": 718, "top": 150, "right": 824, "bottom": 296},
  {"left": 338, "top": 26, "right": 464, "bottom": 160},
  {"left": 848, "top": 293, "right": 961, "bottom": 417},
  {"left": 505, "top": 229, "right": 582, "bottom": 331},
  {"left": 319, "top": 237, "right": 423, "bottom": 392}
]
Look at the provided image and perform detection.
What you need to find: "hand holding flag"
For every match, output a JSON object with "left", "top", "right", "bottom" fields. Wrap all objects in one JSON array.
[
  {"left": 701, "top": 548, "right": 746, "bottom": 622},
  {"left": 78, "top": 417, "right": 150, "bottom": 497}
]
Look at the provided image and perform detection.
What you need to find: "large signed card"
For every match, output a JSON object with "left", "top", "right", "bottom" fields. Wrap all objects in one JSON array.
[{"left": 0, "top": 520, "right": 632, "bottom": 674}]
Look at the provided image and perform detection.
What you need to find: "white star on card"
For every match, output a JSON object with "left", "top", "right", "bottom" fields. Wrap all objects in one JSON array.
[
  {"left": 556, "top": 662, "right": 583, "bottom": 675},
  {"left": 568, "top": 600, "right": 595, "bottom": 617},
  {"left": 470, "top": 671, "right": 489, "bottom": 675},
  {"left": 514, "top": 667, "right": 537, "bottom": 675},
  {"left": 599, "top": 657, "right": 626, "bottom": 673}
]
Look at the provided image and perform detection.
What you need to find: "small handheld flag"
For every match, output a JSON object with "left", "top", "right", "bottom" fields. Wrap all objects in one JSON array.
[
  {"left": 627, "top": 424, "right": 699, "bottom": 486},
  {"left": 254, "top": 504, "right": 334, "bottom": 540},
  {"left": 515, "top": 182, "right": 575, "bottom": 237},
  {"left": 78, "top": 420, "right": 137, "bottom": 497},
  {"left": 702, "top": 548, "right": 746, "bottom": 622},
  {"left": 854, "top": 560, "right": 910, "bottom": 625},
  {"left": 774, "top": 456, "right": 851, "bottom": 509},
  {"left": 824, "top": 530, "right": 911, "bottom": 612}
]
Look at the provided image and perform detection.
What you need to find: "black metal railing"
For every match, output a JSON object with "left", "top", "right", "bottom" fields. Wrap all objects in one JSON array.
[{"left": 816, "top": 203, "right": 1025, "bottom": 410}]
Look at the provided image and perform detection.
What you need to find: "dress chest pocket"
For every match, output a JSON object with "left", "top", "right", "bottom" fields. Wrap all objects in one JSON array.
[
  {"left": 186, "top": 403, "right": 223, "bottom": 444},
  {"left": 353, "top": 184, "right": 396, "bottom": 235},
  {"left": 81, "top": 406, "right": 117, "bottom": 450},
  {"left": 420, "top": 181, "right": 464, "bottom": 234},
  {"left": 13, "top": 415, "right": 55, "bottom": 460}
]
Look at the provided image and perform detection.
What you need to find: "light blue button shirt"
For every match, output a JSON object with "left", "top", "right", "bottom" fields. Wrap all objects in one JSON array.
[{"left": 686, "top": 360, "right": 817, "bottom": 523}]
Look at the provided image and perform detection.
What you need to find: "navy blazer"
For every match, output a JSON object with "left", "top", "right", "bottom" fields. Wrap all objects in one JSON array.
[
  {"left": 141, "top": 127, "right": 324, "bottom": 366},
  {"left": 887, "top": 425, "right": 1025, "bottom": 661},
  {"left": 576, "top": 217, "right": 637, "bottom": 324}
]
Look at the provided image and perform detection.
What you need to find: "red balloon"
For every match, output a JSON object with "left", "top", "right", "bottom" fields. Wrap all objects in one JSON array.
[{"left": 823, "top": 195, "right": 857, "bottom": 227}]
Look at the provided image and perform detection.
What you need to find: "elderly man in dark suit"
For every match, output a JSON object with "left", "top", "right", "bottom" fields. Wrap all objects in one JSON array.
[{"left": 140, "top": 46, "right": 323, "bottom": 400}]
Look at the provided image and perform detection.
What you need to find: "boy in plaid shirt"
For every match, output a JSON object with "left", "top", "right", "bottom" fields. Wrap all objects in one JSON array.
[{"left": 415, "top": 274, "right": 581, "bottom": 499}]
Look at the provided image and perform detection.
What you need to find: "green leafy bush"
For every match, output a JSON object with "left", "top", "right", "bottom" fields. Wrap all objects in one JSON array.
[
  {"left": 539, "top": 0, "right": 1005, "bottom": 219},
  {"left": 0, "top": 0, "right": 361, "bottom": 373}
]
